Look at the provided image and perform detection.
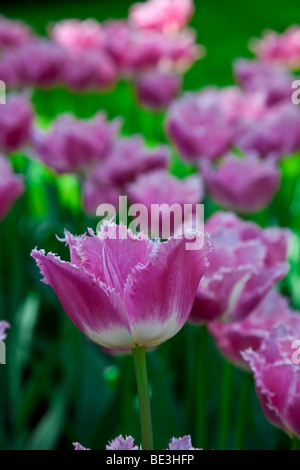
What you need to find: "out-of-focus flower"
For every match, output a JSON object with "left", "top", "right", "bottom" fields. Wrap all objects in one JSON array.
[
  {"left": 243, "top": 322, "right": 300, "bottom": 438},
  {"left": 0, "top": 320, "right": 10, "bottom": 340},
  {"left": 106, "top": 435, "right": 140, "bottom": 450},
  {"left": 202, "top": 152, "right": 280, "bottom": 213},
  {"left": 50, "top": 18, "right": 104, "bottom": 53},
  {"left": 220, "top": 86, "right": 266, "bottom": 124},
  {"left": 135, "top": 70, "right": 181, "bottom": 110},
  {"left": 127, "top": 169, "right": 203, "bottom": 207},
  {"left": 32, "top": 221, "right": 211, "bottom": 350},
  {"left": 74, "top": 434, "right": 199, "bottom": 450},
  {"left": 234, "top": 59, "right": 295, "bottom": 106},
  {"left": 168, "top": 435, "right": 199, "bottom": 450},
  {"left": 190, "top": 211, "right": 290, "bottom": 324},
  {"left": 208, "top": 290, "right": 295, "bottom": 369},
  {"left": 0, "top": 93, "right": 33, "bottom": 152},
  {"left": 0, "top": 155, "right": 24, "bottom": 221},
  {"left": 104, "top": 21, "right": 201, "bottom": 76},
  {"left": 0, "top": 15, "right": 33, "bottom": 49},
  {"left": 82, "top": 136, "right": 169, "bottom": 214},
  {"left": 73, "top": 442, "right": 91, "bottom": 450},
  {"left": 235, "top": 103, "right": 300, "bottom": 160},
  {"left": 82, "top": 179, "right": 122, "bottom": 215},
  {"left": 250, "top": 26, "right": 300, "bottom": 70},
  {"left": 129, "top": 0, "right": 194, "bottom": 34},
  {"left": 61, "top": 50, "right": 117, "bottom": 91},
  {"left": 93, "top": 136, "right": 170, "bottom": 187},
  {"left": 32, "top": 113, "right": 121, "bottom": 174},
  {"left": 167, "top": 88, "right": 234, "bottom": 161},
  {"left": 127, "top": 169, "right": 204, "bottom": 237},
  {"left": 6, "top": 40, "right": 67, "bottom": 88}
]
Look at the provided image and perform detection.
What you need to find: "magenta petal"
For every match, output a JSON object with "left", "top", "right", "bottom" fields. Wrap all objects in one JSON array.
[
  {"left": 73, "top": 442, "right": 90, "bottom": 450},
  {"left": 62, "top": 230, "right": 106, "bottom": 280},
  {"left": 31, "top": 249, "right": 135, "bottom": 349},
  {"left": 98, "top": 223, "right": 154, "bottom": 297},
  {"left": 106, "top": 435, "right": 139, "bottom": 450},
  {"left": 0, "top": 320, "right": 10, "bottom": 341},
  {"left": 124, "top": 234, "right": 211, "bottom": 347},
  {"left": 168, "top": 435, "right": 199, "bottom": 450}
]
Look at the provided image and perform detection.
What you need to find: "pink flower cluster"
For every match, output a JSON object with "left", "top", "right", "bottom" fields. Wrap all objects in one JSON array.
[
  {"left": 74, "top": 433, "right": 199, "bottom": 450},
  {"left": 167, "top": 56, "right": 300, "bottom": 213},
  {"left": 190, "top": 212, "right": 290, "bottom": 324},
  {"left": 0, "top": 1, "right": 202, "bottom": 107},
  {"left": 250, "top": 26, "right": 300, "bottom": 70}
]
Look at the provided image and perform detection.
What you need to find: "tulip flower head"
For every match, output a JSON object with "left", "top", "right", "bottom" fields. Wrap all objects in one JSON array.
[
  {"left": 243, "top": 320, "right": 300, "bottom": 438},
  {"left": 190, "top": 212, "right": 290, "bottom": 324},
  {"left": 32, "top": 221, "right": 211, "bottom": 350},
  {"left": 201, "top": 152, "right": 280, "bottom": 214}
]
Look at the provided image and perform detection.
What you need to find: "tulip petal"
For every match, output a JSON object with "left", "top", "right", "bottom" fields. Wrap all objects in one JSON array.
[
  {"left": 124, "top": 234, "right": 211, "bottom": 347},
  {"left": 31, "top": 249, "right": 135, "bottom": 349}
]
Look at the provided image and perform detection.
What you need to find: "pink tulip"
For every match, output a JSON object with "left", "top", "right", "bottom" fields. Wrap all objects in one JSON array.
[
  {"left": 127, "top": 169, "right": 204, "bottom": 237},
  {"left": 168, "top": 435, "right": 199, "bottom": 450},
  {"left": 235, "top": 103, "right": 300, "bottom": 160},
  {"left": 190, "top": 211, "right": 290, "bottom": 324},
  {"left": 250, "top": 26, "right": 300, "bottom": 70},
  {"left": 61, "top": 50, "right": 117, "bottom": 91},
  {"left": 208, "top": 290, "right": 294, "bottom": 369},
  {"left": 82, "top": 136, "right": 169, "bottom": 214},
  {"left": 32, "top": 113, "right": 121, "bottom": 174},
  {"left": 0, "top": 155, "right": 24, "bottom": 221},
  {"left": 129, "top": 0, "right": 194, "bottom": 33},
  {"left": 0, "top": 15, "right": 33, "bottom": 48},
  {"left": 234, "top": 59, "right": 295, "bottom": 106},
  {"left": 8, "top": 40, "right": 66, "bottom": 88},
  {"left": 127, "top": 169, "right": 203, "bottom": 208},
  {"left": 135, "top": 70, "right": 181, "bottom": 110},
  {"left": 201, "top": 152, "right": 280, "bottom": 213},
  {"left": 220, "top": 86, "right": 266, "bottom": 124},
  {"left": 93, "top": 136, "right": 170, "bottom": 186},
  {"left": 106, "top": 435, "right": 140, "bottom": 450},
  {"left": 167, "top": 88, "right": 234, "bottom": 161},
  {"left": 242, "top": 321, "right": 300, "bottom": 438},
  {"left": 83, "top": 178, "right": 122, "bottom": 215},
  {"left": 0, "top": 93, "right": 33, "bottom": 152},
  {"left": 103, "top": 21, "right": 200, "bottom": 76},
  {"left": 50, "top": 19, "right": 104, "bottom": 53},
  {"left": 32, "top": 221, "right": 211, "bottom": 350},
  {"left": 0, "top": 320, "right": 10, "bottom": 341}
]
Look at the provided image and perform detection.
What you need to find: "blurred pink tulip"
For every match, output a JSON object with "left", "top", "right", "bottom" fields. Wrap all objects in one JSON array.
[
  {"left": 202, "top": 152, "right": 280, "bottom": 213},
  {"left": 129, "top": 0, "right": 194, "bottom": 33},
  {"left": 32, "top": 112, "right": 121, "bottom": 174},
  {"left": 250, "top": 26, "right": 300, "bottom": 69},
  {"left": 190, "top": 212, "right": 290, "bottom": 324},
  {"left": 0, "top": 93, "right": 33, "bottom": 152}
]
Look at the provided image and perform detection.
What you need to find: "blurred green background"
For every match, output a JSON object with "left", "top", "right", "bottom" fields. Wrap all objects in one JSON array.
[{"left": 0, "top": 0, "right": 299, "bottom": 451}]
